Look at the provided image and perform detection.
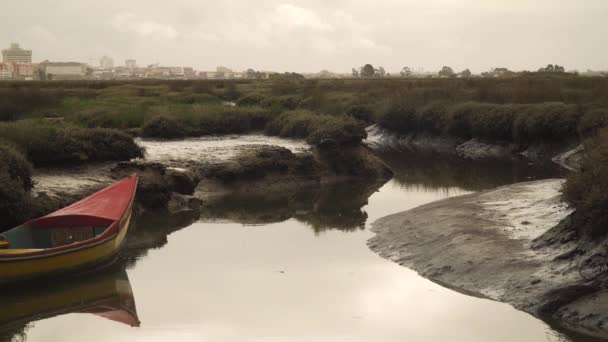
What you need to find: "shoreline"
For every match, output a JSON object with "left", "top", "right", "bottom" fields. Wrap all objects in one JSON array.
[
  {"left": 368, "top": 179, "right": 608, "bottom": 339},
  {"left": 364, "top": 125, "right": 584, "bottom": 170}
]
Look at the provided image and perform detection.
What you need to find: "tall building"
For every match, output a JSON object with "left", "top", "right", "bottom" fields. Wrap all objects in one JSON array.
[
  {"left": 2, "top": 43, "right": 32, "bottom": 64},
  {"left": 125, "top": 59, "right": 136, "bottom": 68},
  {"left": 100, "top": 56, "right": 114, "bottom": 69}
]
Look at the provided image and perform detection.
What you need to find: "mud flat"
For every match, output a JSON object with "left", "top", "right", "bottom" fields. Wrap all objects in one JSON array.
[{"left": 368, "top": 179, "right": 608, "bottom": 339}]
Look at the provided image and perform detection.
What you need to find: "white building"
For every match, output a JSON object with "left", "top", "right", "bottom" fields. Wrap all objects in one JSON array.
[
  {"left": 42, "top": 62, "right": 87, "bottom": 79},
  {"left": 125, "top": 59, "right": 137, "bottom": 68}
]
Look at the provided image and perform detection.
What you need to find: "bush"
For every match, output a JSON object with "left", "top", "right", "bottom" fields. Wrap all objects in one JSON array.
[
  {"left": 0, "top": 145, "right": 33, "bottom": 229},
  {"left": 265, "top": 110, "right": 366, "bottom": 147},
  {"left": 513, "top": 103, "right": 581, "bottom": 143},
  {"left": 141, "top": 115, "right": 188, "bottom": 139},
  {"left": 141, "top": 106, "right": 273, "bottom": 138},
  {"left": 236, "top": 94, "right": 266, "bottom": 106},
  {"left": 377, "top": 99, "right": 588, "bottom": 144},
  {"left": 0, "top": 121, "right": 144, "bottom": 166},
  {"left": 562, "top": 128, "right": 608, "bottom": 235},
  {"left": 346, "top": 105, "right": 374, "bottom": 123},
  {"left": 306, "top": 117, "right": 366, "bottom": 147},
  {"left": 578, "top": 108, "right": 608, "bottom": 137},
  {"left": 377, "top": 101, "right": 417, "bottom": 134}
]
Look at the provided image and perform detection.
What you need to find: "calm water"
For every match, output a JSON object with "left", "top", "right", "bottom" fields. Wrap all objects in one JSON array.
[{"left": 2, "top": 138, "right": 581, "bottom": 342}]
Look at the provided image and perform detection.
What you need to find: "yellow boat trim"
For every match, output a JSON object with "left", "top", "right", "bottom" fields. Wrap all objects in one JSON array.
[{"left": 0, "top": 249, "right": 43, "bottom": 255}]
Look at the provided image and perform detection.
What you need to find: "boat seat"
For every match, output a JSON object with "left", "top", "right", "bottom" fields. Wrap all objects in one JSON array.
[{"left": 2, "top": 225, "right": 108, "bottom": 250}]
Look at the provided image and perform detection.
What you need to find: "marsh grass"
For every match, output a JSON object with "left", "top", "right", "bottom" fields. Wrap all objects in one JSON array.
[
  {"left": 0, "top": 144, "right": 34, "bottom": 229},
  {"left": 563, "top": 128, "right": 608, "bottom": 236},
  {"left": 0, "top": 120, "right": 144, "bottom": 165},
  {"left": 141, "top": 105, "right": 273, "bottom": 138}
]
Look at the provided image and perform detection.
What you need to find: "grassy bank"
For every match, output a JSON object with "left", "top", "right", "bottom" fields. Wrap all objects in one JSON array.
[
  {"left": 2, "top": 77, "right": 607, "bottom": 145},
  {"left": 0, "top": 120, "right": 144, "bottom": 166},
  {"left": 562, "top": 128, "right": 608, "bottom": 236},
  {"left": 0, "top": 144, "right": 34, "bottom": 229},
  {"left": 375, "top": 101, "right": 605, "bottom": 144},
  {"left": 140, "top": 105, "right": 271, "bottom": 139}
]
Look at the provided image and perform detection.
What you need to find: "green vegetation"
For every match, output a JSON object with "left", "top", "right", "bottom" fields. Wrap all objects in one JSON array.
[
  {"left": 141, "top": 105, "right": 272, "bottom": 138},
  {"left": 0, "top": 144, "right": 34, "bottom": 229},
  {"left": 3, "top": 76, "right": 606, "bottom": 146},
  {"left": 0, "top": 121, "right": 144, "bottom": 166},
  {"left": 264, "top": 110, "right": 366, "bottom": 146},
  {"left": 563, "top": 128, "right": 608, "bottom": 236},
  {"left": 377, "top": 101, "right": 585, "bottom": 143}
]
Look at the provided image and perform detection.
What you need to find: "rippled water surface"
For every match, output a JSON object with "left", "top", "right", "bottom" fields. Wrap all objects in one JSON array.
[{"left": 4, "top": 136, "right": 579, "bottom": 342}]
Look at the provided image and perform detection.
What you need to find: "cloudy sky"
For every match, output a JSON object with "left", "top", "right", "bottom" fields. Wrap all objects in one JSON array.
[{"left": 1, "top": 0, "right": 606, "bottom": 73}]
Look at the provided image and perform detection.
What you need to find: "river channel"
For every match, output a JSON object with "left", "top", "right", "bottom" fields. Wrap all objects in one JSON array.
[{"left": 1, "top": 136, "right": 578, "bottom": 342}]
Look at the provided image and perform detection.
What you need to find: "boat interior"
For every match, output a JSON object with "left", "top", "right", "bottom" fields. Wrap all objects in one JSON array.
[{"left": 0, "top": 215, "right": 113, "bottom": 251}]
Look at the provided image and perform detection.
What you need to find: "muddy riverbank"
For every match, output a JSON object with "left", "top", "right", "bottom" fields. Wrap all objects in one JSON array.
[
  {"left": 29, "top": 135, "right": 391, "bottom": 224},
  {"left": 365, "top": 125, "right": 584, "bottom": 170},
  {"left": 368, "top": 179, "right": 608, "bottom": 339}
]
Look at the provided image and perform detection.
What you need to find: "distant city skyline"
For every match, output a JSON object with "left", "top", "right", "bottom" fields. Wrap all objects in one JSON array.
[{"left": 1, "top": 0, "right": 607, "bottom": 73}]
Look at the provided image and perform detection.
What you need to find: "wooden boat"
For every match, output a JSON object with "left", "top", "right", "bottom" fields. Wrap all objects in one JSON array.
[
  {"left": 0, "top": 268, "right": 139, "bottom": 335},
  {"left": 0, "top": 174, "right": 138, "bottom": 284}
]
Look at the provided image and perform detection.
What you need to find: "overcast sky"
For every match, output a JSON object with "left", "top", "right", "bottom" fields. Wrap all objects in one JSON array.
[{"left": 1, "top": 0, "right": 606, "bottom": 73}]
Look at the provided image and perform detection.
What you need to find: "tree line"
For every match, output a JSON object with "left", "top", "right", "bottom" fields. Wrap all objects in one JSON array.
[{"left": 351, "top": 64, "right": 569, "bottom": 78}]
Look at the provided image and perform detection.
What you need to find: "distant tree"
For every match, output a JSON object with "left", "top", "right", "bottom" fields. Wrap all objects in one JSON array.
[
  {"left": 246, "top": 69, "right": 257, "bottom": 79},
  {"left": 538, "top": 64, "right": 565, "bottom": 73},
  {"left": 376, "top": 66, "right": 386, "bottom": 78},
  {"left": 460, "top": 69, "right": 472, "bottom": 78},
  {"left": 482, "top": 67, "right": 514, "bottom": 78},
  {"left": 360, "top": 64, "right": 375, "bottom": 78},
  {"left": 438, "top": 66, "right": 455, "bottom": 78},
  {"left": 318, "top": 70, "right": 333, "bottom": 78},
  {"left": 539, "top": 64, "right": 555, "bottom": 72},
  {"left": 351, "top": 68, "right": 359, "bottom": 78},
  {"left": 400, "top": 67, "right": 412, "bottom": 77}
]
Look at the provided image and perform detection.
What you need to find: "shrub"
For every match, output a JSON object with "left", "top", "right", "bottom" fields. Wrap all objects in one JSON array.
[
  {"left": 306, "top": 117, "right": 366, "bottom": 147},
  {"left": 0, "top": 121, "right": 144, "bottom": 166},
  {"left": 141, "top": 106, "right": 272, "bottom": 138},
  {"left": 265, "top": 110, "right": 321, "bottom": 138},
  {"left": 192, "top": 82, "right": 213, "bottom": 94},
  {"left": 346, "top": 104, "right": 374, "bottom": 123},
  {"left": 0, "top": 145, "right": 33, "bottom": 229},
  {"left": 578, "top": 108, "right": 608, "bottom": 137},
  {"left": 562, "top": 128, "right": 608, "bottom": 235},
  {"left": 236, "top": 94, "right": 266, "bottom": 106},
  {"left": 141, "top": 115, "right": 188, "bottom": 139},
  {"left": 513, "top": 103, "right": 581, "bottom": 143},
  {"left": 376, "top": 101, "right": 417, "bottom": 134},
  {"left": 265, "top": 110, "right": 366, "bottom": 147}
]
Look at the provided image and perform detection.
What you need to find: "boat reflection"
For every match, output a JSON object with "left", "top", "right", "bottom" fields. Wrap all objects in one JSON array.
[{"left": 0, "top": 267, "right": 139, "bottom": 340}]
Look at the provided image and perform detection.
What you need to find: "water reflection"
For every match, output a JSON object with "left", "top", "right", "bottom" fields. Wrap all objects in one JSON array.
[
  {"left": 200, "top": 180, "right": 386, "bottom": 232},
  {"left": 0, "top": 266, "right": 139, "bottom": 341},
  {"left": 121, "top": 210, "right": 201, "bottom": 267},
  {"left": 375, "top": 149, "right": 565, "bottom": 191},
  {"left": 1, "top": 147, "right": 582, "bottom": 342}
]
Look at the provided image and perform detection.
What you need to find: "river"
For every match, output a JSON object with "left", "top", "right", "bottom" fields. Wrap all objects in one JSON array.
[{"left": 2, "top": 136, "right": 578, "bottom": 342}]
